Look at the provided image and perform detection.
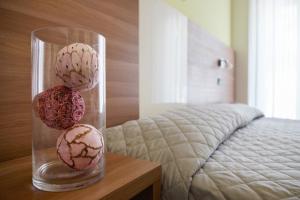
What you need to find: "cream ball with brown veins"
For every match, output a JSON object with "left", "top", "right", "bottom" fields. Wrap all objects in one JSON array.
[
  {"left": 55, "top": 43, "right": 99, "bottom": 91},
  {"left": 56, "top": 124, "right": 104, "bottom": 170}
]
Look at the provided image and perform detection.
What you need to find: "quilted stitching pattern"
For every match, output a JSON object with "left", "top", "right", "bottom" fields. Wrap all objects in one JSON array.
[
  {"left": 105, "top": 104, "right": 262, "bottom": 200},
  {"left": 190, "top": 118, "right": 300, "bottom": 200}
]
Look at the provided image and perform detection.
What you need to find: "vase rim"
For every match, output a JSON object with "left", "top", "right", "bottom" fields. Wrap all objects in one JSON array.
[
  {"left": 32, "top": 26, "right": 105, "bottom": 38},
  {"left": 31, "top": 26, "right": 105, "bottom": 47}
]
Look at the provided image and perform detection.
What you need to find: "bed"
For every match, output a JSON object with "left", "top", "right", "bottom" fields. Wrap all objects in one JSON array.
[{"left": 105, "top": 104, "right": 300, "bottom": 200}]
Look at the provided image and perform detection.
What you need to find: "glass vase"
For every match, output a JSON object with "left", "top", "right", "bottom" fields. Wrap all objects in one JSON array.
[{"left": 31, "top": 27, "right": 106, "bottom": 192}]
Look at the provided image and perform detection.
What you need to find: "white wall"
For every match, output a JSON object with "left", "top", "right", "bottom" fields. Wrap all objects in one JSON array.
[{"left": 139, "top": 0, "right": 187, "bottom": 117}]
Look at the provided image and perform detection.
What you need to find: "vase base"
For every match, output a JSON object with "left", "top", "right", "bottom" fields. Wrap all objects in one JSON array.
[{"left": 32, "top": 159, "right": 105, "bottom": 192}]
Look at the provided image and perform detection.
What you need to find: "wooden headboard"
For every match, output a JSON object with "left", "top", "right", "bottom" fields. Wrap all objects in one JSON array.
[
  {"left": 0, "top": 0, "right": 139, "bottom": 162},
  {"left": 187, "top": 20, "right": 234, "bottom": 103}
]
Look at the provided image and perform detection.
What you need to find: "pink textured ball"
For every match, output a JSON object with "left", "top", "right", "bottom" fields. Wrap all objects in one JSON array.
[
  {"left": 36, "top": 85, "right": 85, "bottom": 130},
  {"left": 56, "top": 124, "right": 104, "bottom": 170},
  {"left": 55, "top": 43, "right": 99, "bottom": 91}
]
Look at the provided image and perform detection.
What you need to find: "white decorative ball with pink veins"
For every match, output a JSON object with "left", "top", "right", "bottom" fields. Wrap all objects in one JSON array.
[
  {"left": 55, "top": 43, "right": 99, "bottom": 91},
  {"left": 56, "top": 124, "right": 104, "bottom": 170}
]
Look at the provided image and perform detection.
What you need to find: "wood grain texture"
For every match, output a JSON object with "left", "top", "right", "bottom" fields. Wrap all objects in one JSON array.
[
  {"left": 187, "top": 20, "right": 234, "bottom": 104},
  {"left": 0, "top": 153, "right": 161, "bottom": 200},
  {"left": 152, "top": 180, "right": 161, "bottom": 200},
  {"left": 0, "top": 0, "right": 139, "bottom": 161}
]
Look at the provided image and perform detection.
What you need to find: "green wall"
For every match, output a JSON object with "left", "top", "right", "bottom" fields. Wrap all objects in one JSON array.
[
  {"left": 165, "top": 0, "right": 231, "bottom": 46},
  {"left": 231, "top": 0, "right": 249, "bottom": 103}
]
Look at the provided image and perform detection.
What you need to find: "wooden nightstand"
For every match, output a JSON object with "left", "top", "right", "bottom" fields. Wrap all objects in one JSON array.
[{"left": 0, "top": 153, "right": 161, "bottom": 200}]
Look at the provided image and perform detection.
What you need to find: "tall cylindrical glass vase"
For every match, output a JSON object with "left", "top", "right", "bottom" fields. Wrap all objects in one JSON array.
[{"left": 31, "top": 27, "right": 106, "bottom": 192}]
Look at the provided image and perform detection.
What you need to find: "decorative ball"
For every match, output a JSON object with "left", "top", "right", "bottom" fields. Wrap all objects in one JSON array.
[
  {"left": 55, "top": 43, "right": 99, "bottom": 91},
  {"left": 36, "top": 85, "right": 85, "bottom": 130},
  {"left": 56, "top": 124, "right": 104, "bottom": 170}
]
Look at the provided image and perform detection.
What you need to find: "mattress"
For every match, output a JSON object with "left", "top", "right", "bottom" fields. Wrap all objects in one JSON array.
[{"left": 104, "top": 104, "right": 300, "bottom": 200}]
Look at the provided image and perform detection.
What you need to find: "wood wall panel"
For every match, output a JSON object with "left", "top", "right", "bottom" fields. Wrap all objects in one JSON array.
[
  {"left": 187, "top": 20, "right": 234, "bottom": 104},
  {"left": 0, "top": 0, "right": 139, "bottom": 161}
]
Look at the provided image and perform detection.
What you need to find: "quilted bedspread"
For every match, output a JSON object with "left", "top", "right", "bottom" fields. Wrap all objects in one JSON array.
[
  {"left": 105, "top": 104, "right": 265, "bottom": 200},
  {"left": 190, "top": 117, "right": 300, "bottom": 200}
]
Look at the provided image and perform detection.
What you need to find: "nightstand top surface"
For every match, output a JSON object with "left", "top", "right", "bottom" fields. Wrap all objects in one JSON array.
[{"left": 0, "top": 153, "right": 161, "bottom": 200}]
